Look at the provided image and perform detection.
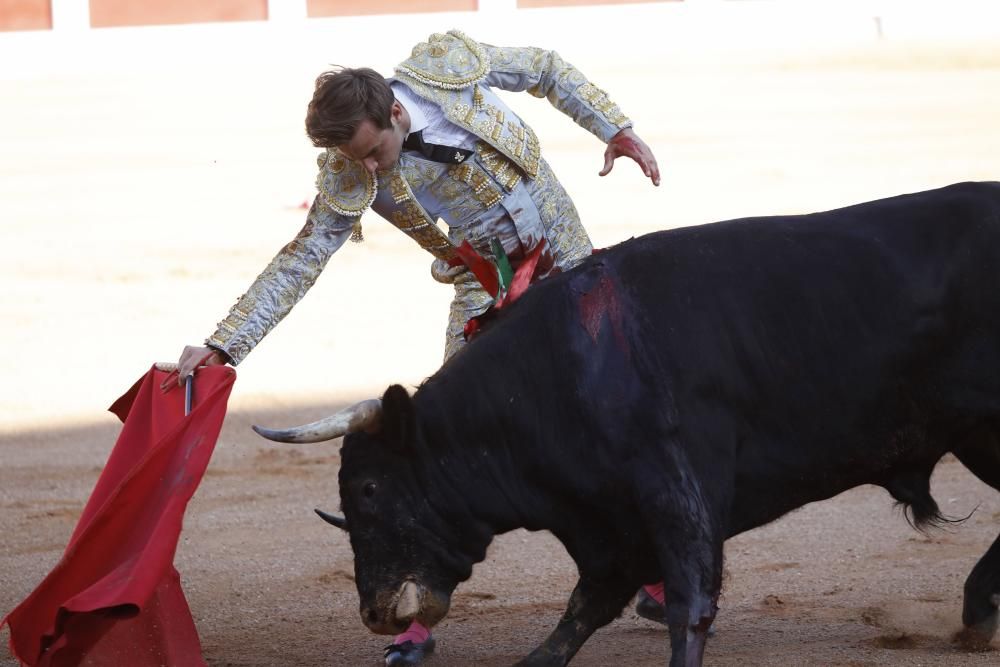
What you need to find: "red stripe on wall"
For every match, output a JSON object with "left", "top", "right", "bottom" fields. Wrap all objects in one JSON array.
[
  {"left": 89, "top": 0, "right": 269, "bottom": 28},
  {"left": 307, "top": 0, "right": 477, "bottom": 18},
  {"left": 518, "top": 0, "right": 676, "bottom": 8},
  {"left": 0, "top": 0, "right": 52, "bottom": 32}
]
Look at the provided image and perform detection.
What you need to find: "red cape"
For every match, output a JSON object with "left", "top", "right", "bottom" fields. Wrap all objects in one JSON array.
[{"left": 3, "top": 365, "right": 236, "bottom": 666}]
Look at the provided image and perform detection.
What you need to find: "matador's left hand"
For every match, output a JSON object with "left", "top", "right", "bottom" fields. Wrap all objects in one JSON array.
[{"left": 600, "top": 127, "right": 660, "bottom": 186}]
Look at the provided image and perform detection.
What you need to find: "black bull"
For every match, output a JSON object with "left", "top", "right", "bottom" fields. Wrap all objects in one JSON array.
[{"left": 256, "top": 182, "right": 1000, "bottom": 666}]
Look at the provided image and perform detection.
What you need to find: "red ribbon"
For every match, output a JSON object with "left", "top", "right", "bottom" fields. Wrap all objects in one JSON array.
[{"left": 458, "top": 239, "right": 549, "bottom": 342}]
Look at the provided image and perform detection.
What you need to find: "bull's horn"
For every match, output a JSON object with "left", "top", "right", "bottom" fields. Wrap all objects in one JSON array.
[
  {"left": 252, "top": 398, "right": 383, "bottom": 443},
  {"left": 314, "top": 508, "right": 348, "bottom": 530},
  {"left": 395, "top": 581, "right": 422, "bottom": 623}
]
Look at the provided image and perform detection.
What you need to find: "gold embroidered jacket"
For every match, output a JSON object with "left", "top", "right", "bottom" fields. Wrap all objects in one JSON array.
[{"left": 207, "top": 30, "right": 632, "bottom": 364}]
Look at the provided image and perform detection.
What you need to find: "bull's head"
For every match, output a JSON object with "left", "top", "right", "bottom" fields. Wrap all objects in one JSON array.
[{"left": 253, "top": 385, "right": 473, "bottom": 635}]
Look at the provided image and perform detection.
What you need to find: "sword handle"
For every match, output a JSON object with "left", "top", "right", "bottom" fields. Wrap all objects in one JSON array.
[{"left": 184, "top": 375, "right": 194, "bottom": 415}]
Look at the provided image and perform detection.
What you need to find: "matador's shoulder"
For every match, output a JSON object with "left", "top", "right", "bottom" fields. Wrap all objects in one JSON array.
[
  {"left": 314, "top": 149, "right": 377, "bottom": 217},
  {"left": 395, "top": 29, "right": 491, "bottom": 90}
]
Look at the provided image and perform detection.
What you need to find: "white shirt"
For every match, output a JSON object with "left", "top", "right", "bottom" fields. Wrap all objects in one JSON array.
[
  {"left": 388, "top": 81, "right": 532, "bottom": 262},
  {"left": 391, "top": 81, "right": 476, "bottom": 150}
]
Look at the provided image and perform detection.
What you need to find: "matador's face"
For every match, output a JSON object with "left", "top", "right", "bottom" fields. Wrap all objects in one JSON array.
[{"left": 338, "top": 100, "right": 408, "bottom": 175}]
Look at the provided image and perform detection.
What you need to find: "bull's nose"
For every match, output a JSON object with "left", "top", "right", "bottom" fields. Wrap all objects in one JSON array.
[{"left": 360, "top": 605, "right": 406, "bottom": 635}]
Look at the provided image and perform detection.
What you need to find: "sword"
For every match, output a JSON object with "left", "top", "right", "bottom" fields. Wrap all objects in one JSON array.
[
  {"left": 184, "top": 375, "right": 194, "bottom": 416},
  {"left": 154, "top": 362, "right": 196, "bottom": 415},
  {"left": 156, "top": 350, "right": 217, "bottom": 414}
]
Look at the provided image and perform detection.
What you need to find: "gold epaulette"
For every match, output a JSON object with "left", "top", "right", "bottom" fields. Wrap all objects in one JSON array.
[
  {"left": 315, "top": 150, "right": 377, "bottom": 217},
  {"left": 394, "top": 30, "right": 490, "bottom": 91}
]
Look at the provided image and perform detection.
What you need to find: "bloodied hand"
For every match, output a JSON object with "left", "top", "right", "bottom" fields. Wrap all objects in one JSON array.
[{"left": 600, "top": 127, "right": 660, "bottom": 186}]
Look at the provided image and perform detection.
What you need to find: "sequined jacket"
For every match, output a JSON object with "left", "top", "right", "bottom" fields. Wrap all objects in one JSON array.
[{"left": 207, "top": 30, "right": 633, "bottom": 364}]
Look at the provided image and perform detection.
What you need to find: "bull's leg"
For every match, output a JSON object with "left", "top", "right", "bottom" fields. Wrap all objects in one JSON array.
[
  {"left": 649, "top": 520, "right": 722, "bottom": 667},
  {"left": 959, "top": 538, "right": 1000, "bottom": 646},
  {"left": 515, "top": 574, "right": 637, "bottom": 667},
  {"left": 637, "top": 454, "right": 726, "bottom": 667},
  {"left": 953, "top": 439, "right": 1000, "bottom": 646}
]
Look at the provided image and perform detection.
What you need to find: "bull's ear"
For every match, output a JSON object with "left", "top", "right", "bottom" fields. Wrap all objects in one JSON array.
[{"left": 380, "top": 384, "right": 415, "bottom": 451}]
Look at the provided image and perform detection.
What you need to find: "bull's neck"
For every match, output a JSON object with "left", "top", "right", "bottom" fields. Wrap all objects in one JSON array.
[{"left": 413, "top": 392, "right": 555, "bottom": 543}]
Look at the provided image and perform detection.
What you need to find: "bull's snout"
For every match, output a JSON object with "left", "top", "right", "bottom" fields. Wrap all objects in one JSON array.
[
  {"left": 360, "top": 580, "right": 450, "bottom": 635},
  {"left": 360, "top": 605, "right": 384, "bottom": 631}
]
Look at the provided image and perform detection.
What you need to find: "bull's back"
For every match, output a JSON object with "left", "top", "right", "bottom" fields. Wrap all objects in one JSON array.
[
  {"left": 441, "top": 182, "right": 1000, "bottom": 517},
  {"left": 471, "top": 181, "right": 1000, "bottom": 424},
  {"left": 585, "top": 182, "right": 1000, "bottom": 523},
  {"left": 614, "top": 181, "right": 1000, "bottom": 376},
  {"left": 607, "top": 181, "right": 1000, "bottom": 531}
]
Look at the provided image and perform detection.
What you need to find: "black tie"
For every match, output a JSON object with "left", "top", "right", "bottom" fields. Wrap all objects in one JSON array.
[{"left": 403, "top": 130, "right": 473, "bottom": 164}]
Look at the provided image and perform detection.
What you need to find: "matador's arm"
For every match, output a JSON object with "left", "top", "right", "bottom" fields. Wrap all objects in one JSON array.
[
  {"left": 204, "top": 150, "right": 377, "bottom": 365},
  {"left": 480, "top": 40, "right": 659, "bottom": 184},
  {"left": 205, "top": 195, "right": 357, "bottom": 365},
  {"left": 481, "top": 42, "right": 633, "bottom": 144}
]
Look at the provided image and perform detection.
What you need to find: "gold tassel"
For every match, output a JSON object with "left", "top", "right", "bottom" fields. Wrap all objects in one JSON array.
[{"left": 350, "top": 220, "right": 364, "bottom": 243}]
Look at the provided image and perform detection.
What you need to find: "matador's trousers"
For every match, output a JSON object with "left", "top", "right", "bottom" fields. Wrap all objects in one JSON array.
[{"left": 442, "top": 157, "right": 593, "bottom": 360}]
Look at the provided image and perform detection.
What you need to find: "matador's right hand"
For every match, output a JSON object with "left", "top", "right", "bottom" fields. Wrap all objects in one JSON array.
[
  {"left": 174, "top": 345, "right": 228, "bottom": 387},
  {"left": 600, "top": 127, "right": 660, "bottom": 186}
]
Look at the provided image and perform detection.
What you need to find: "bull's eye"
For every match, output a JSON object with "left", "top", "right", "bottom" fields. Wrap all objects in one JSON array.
[{"left": 363, "top": 481, "right": 377, "bottom": 498}]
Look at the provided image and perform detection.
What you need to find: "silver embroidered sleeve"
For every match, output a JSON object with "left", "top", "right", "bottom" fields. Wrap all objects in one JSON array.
[
  {"left": 481, "top": 44, "right": 632, "bottom": 143},
  {"left": 205, "top": 197, "right": 356, "bottom": 365}
]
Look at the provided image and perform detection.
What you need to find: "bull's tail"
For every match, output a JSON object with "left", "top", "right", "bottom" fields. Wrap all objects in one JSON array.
[{"left": 884, "top": 467, "right": 973, "bottom": 533}]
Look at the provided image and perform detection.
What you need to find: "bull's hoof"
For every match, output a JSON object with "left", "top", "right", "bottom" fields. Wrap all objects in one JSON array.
[
  {"left": 952, "top": 625, "right": 997, "bottom": 652},
  {"left": 515, "top": 648, "right": 568, "bottom": 667},
  {"left": 954, "top": 595, "right": 999, "bottom": 651},
  {"left": 384, "top": 636, "right": 435, "bottom": 666}
]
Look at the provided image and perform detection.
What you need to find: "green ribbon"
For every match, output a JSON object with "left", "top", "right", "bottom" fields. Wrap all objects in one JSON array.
[{"left": 490, "top": 237, "right": 514, "bottom": 297}]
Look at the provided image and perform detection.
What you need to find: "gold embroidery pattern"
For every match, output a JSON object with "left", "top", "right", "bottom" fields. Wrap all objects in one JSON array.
[
  {"left": 207, "top": 285, "right": 257, "bottom": 346},
  {"left": 476, "top": 143, "right": 522, "bottom": 191},
  {"left": 350, "top": 221, "right": 364, "bottom": 243},
  {"left": 444, "top": 271, "right": 497, "bottom": 360},
  {"left": 504, "top": 122, "right": 540, "bottom": 178},
  {"left": 316, "top": 150, "right": 377, "bottom": 216},
  {"left": 409, "top": 159, "right": 498, "bottom": 221},
  {"left": 403, "top": 160, "right": 449, "bottom": 192},
  {"left": 532, "top": 157, "right": 593, "bottom": 270},
  {"left": 489, "top": 46, "right": 536, "bottom": 73},
  {"left": 471, "top": 105, "right": 504, "bottom": 146},
  {"left": 387, "top": 172, "right": 456, "bottom": 261},
  {"left": 449, "top": 162, "right": 503, "bottom": 209},
  {"left": 207, "top": 294, "right": 253, "bottom": 347},
  {"left": 445, "top": 104, "right": 540, "bottom": 179},
  {"left": 575, "top": 82, "right": 630, "bottom": 129},
  {"left": 395, "top": 30, "right": 491, "bottom": 90}
]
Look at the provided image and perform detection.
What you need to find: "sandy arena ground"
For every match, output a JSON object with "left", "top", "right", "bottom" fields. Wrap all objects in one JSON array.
[{"left": 2, "top": 6, "right": 1000, "bottom": 665}]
